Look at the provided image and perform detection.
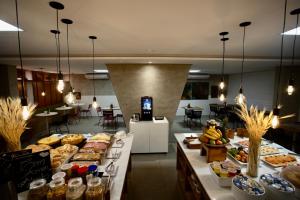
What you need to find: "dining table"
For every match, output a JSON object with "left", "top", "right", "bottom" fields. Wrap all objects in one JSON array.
[
  {"left": 55, "top": 106, "right": 73, "bottom": 115},
  {"left": 35, "top": 112, "right": 58, "bottom": 134}
]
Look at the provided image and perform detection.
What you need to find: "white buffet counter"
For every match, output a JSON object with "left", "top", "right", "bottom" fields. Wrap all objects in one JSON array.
[
  {"left": 18, "top": 134, "right": 134, "bottom": 200},
  {"left": 175, "top": 133, "right": 299, "bottom": 200},
  {"left": 130, "top": 117, "right": 169, "bottom": 153}
]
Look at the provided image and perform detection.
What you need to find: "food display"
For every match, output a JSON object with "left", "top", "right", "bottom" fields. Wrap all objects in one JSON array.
[
  {"left": 232, "top": 175, "right": 265, "bottom": 197},
  {"left": 260, "top": 174, "right": 294, "bottom": 193},
  {"left": 37, "top": 136, "right": 61, "bottom": 146},
  {"left": 80, "top": 141, "right": 109, "bottom": 153},
  {"left": 262, "top": 154, "right": 297, "bottom": 168},
  {"left": 47, "top": 177, "right": 67, "bottom": 200},
  {"left": 259, "top": 146, "right": 280, "bottom": 156},
  {"left": 236, "top": 139, "right": 268, "bottom": 148},
  {"left": 61, "top": 134, "right": 84, "bottom": 145},
  {"left": 209, "top": 160, "right": 241, "bottom": 187},
  {"left": 85, "top": 177, "right": 105, "bottom": 200},
  {"left": 50, "top": 144, "right": 78, "bottom": 169},
  {"left": 89, "top": 133, "right": 111, "bottom": 142},
  {"left": 26, "top": 144, "right": 52, "bottom": 153},
  {"left": 211, "top": 160, "right": 241, "bottom": 178},
  {"left": 27, "top": 179, "right": 49, "bottom": 200},
  {"left": 228, "top": 147, "right": 248, "bottom": 164},
  {"left": 72, "top": 153, "right": 101, "bottom": 162},
  {"left": 199, "top": 122, "right": 228, "bottom": 146}
]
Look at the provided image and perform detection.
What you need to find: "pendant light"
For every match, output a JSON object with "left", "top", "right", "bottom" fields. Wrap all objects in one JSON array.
[
  {"left": 50, "top": 29, "right": 60, "bottom": 74},
  {"left": 14, "top": 0, "right": 29, "bottom": 120},
  {"left": 236, "top": 21, "right": 251, "bottom": 105},
  {"left": 219, "top": 31, "right": 229, "bottom": 102},
  {"left": 272, "top": 0, "right": 288, "bottom": 129},
  {"left": 89, "top": 36, "right": 98, "bottom": 109},
  {"left": 62, "top": 18, "right": 75, "bottom": 104},
  {"left": 49, "top": 1, "right": 64, "bottom": 93},
  {"left": 40, "top": 68, "right": 46, "bottom": 96},
  {"left": 287, "top": 8, "right": 300, "bottom": 95}
]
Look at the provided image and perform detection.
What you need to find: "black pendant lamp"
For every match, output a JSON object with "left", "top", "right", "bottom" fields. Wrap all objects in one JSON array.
[
  {"left": 14, "top": 0, "right": 29, "bottom": 120},
  {"left": 61, "top": 18, "right": 75, "bottom": 104},
  {"left": 237, "top": 21, "right": 251, "bottom": 105},
  {"left": 40, "top": 68, "right": 46, "bottom": 97},
  {"left": 287, "top": 8, "right": 300, "bottom": 96},
  {"left": 49, "top": 1, "right": 64, "bottom": 93},
  {"left": 272, "top": 0, "right": 288, "bottom": 129},
  {"left": 89, "top": 36, "right": 98, "bottom": 109},
  {"left": 219, "top": 31, "right": 229, "bottom": 102}
]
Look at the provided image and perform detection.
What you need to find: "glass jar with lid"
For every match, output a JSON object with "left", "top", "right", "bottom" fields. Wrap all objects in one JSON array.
[
  {"left": 27, "top": 179, "right": 48, "bottom": 200},
  {"left": 47, "top": 177, "right": 67, "bottom": 200},
  {"left": 66, "top": 177, "right": 86, "bottom": 200},
  {"left": 85, "top": 177, "right": 105, "bottom": 200}
]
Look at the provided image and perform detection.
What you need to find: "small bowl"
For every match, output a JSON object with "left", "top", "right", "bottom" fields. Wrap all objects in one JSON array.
[
  {"left": 232, "top": 175, "right": 266, "bottom": 200},
  {"left": 259, "top": 174, "right": 295, "bottom": 200}
]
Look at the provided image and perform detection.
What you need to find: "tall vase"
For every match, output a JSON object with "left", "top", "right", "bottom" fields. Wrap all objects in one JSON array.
[
  {"left": 6, "top": 140, "right": 21, "bottom": 152},
  {"left": 247, "top": 137, "right": 261, "bottom": 177}
]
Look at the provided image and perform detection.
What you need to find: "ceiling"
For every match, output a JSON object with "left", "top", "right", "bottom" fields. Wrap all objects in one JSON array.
[{"left": 0, "top": 0, "right": 299, "bottom": 74}]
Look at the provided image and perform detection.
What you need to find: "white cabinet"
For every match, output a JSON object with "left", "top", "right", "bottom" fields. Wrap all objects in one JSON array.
[{"left": 129, "top": 117, "right": 169, "bottom": 153}]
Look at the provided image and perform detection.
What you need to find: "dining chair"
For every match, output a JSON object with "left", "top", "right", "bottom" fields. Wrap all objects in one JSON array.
[
  {"left": 188, "top": 110, "right": 202, "bottom": 128},
  {"left": 80, "top": 104, "right": 92, "bottom": 118},
  {"left": 96, "top": 106, "right": 103, "bottom": 125},
  {"left": 102, "top": 109, "right": 116, "bottom": 129}
]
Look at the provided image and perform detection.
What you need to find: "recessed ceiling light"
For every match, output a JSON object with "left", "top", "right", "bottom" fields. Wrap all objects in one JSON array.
[
  {"left": 0, "top": 19, "right": 23, "bottom": 31},
  {"left": 94, "top": 69, "right": 108, "bottom": 73},
  {"left": 189, "top": 69, "right": 201, "bottom": 73},
  {"left": 148, "top": 61, "right": 152, "bottom": 64},
  {"left": 282, "top": 27, "right": 300, "bottom": 35}
]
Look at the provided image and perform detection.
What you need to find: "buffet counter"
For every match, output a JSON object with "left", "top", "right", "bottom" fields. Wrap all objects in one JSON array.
[
  {"left": 18, "top": 133, "right": 134, "bottom": 200},
  {"left": 175, "top": 133, "right": 299, "bottom": 200}
]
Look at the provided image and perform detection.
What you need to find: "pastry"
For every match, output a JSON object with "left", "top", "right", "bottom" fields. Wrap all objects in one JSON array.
[
  {"left": 37, "top": 136, "right": 60, "bottom": 145},
  {"left": 264, "top": 154, "right": 297, "bottom": 167},
  {"left": 72, "top": 153, "right": 101, "bottom": 161},
  {"left": 50, "top": 144, "right": 78, "bottom": 169},
  {"left": 260, "top": 146, "right": 279, "bottom": 156},
  {"left": 26, "top": 144, "right": 52, "bottom": 153},
  {"left": 61, "top": 134, "right": 84, "bottom": 145},
  {"left": 90, "top": 133, "right": 111, "bottom": 142}
]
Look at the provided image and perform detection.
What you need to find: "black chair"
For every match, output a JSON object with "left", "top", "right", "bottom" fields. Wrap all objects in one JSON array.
[
  {"left": 184, "top": 109, "right": 192, "bottom": 125},
  {"left": 209, "top": 104, "right": 218, "bottom": 118},
  {"left": 188, "top": 110, "right": 202, "bottom": 128},
  {"left": 102, "top": 109, "right": 116, "bottom": 129},
  {"left": 80, "top": 104, "right": 92, "bottom": 118},
  {"left": 116, "top": 114, "right": 124, "bottom": 127}
]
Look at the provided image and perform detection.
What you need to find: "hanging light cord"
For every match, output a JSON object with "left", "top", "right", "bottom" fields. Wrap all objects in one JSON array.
[
  {"left": 66, "top": 23, "right": 71, "bottom": 84},
  {"left": 56, "top": 9, "right": 61, "bottom": 74},
  {"left": 15, "top": 0, "right": 25, "bottom": 98},
  {"left": 41, "top": 68, "right": 45, "bottom": 92},
  {"left": 92, "top": 39, "right": 95, "bottom": 97},
  {"left": 55, "top": 32, "right": 59, "bottom": 74},
  {"left": 222, "top": 36, "right": 225, "bottom": 80},
  {"left": 240, "top": 26, "right": 246, "bottom": 89},
  {"left": 275, "top": 0, "right": 287, "bottom": 107}
]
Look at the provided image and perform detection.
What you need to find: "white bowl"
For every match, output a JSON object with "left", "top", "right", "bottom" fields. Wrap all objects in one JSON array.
[
  {"left": 209, "top": 163, "right": 233, "bottom": 187},
  {"left": 259, "top": 174, "right": 295, "bottom": 200},
  {"left": 231, "top": 176, "right": 266, "bottom": 200}
]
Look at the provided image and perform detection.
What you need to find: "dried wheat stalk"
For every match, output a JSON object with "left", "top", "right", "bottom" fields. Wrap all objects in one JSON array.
[{"left": 0, "top": 97, "right": 36, "bottom": 151}]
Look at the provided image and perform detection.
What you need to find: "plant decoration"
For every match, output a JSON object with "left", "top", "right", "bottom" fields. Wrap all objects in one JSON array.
[
  {"left": 0, "top": 98, "right": 36, "bottom": 152},
  {"left": 235, "top": 101, "right": 293, "bottom": 177}
]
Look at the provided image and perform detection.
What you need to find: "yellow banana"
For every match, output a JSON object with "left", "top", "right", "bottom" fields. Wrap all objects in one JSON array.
[
  {"left": 216, "top": 129, "right": 223, "bottom": 137},
  {"left": 204, "top": 133, "right": 218, "bottom": 140},
  {"left": 207, "top": 129, "right": 220, "bottom": 138}
]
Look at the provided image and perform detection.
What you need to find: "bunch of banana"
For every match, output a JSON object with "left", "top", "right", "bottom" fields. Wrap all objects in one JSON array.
[{"left": 204, "top": 127, "right": 222, "bottom": 140}]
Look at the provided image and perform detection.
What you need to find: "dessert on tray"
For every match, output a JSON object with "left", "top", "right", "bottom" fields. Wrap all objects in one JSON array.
[
  {"left": 37, "top": 136, "right": 60, "bottom": 145},
  {"left": 262, "top": 154, "right": 297, "bottom": 167},
  {"left": 61, "top": 134, "right": 84, "bottom": 145},
  {"left": 26, "top": 144, "right": 52, "bottom": 153}
]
